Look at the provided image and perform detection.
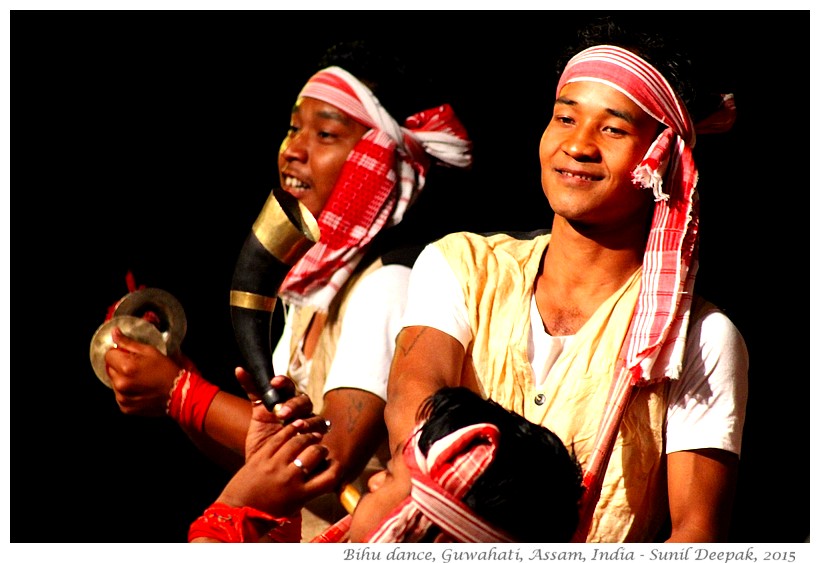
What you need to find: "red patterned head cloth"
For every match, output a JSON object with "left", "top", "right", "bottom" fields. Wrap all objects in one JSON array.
[
  {"left": 363, "top": 422, "right": 514, "bottom": 543},
  {"left": 312, "top": 423, "right": 514, "bottom": 543},
  {"left": 557, "top": 44, "right": 736, "bottom": 542},
  {"left": 278, "top": 66, "right": 473, "bottom": 311}
]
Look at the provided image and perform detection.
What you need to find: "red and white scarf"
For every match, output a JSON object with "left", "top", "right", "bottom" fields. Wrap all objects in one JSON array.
[
  {"left": 311, "top": 423, "right": 513, "bottom": 543},
  {"left": 278, "top": 66, "right": 473, "bottom": 311},
  {"left": 557, "top": 45, "right": 736, "bottom": 541},
  {"left": 366, "top": 422, "right": 514, "bottom": 543}
]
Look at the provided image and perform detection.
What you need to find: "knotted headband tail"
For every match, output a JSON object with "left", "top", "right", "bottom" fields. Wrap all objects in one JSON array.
[
  {"left": 278, "top": 66, "right": 472, "bottom": 311},
  {"left": 365, "top": 423, "right": 515, "bottom": 543}
]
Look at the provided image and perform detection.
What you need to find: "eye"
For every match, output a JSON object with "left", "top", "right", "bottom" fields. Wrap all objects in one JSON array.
[{"left": 603, "top": 125, "right": 628, "bottom": 137}]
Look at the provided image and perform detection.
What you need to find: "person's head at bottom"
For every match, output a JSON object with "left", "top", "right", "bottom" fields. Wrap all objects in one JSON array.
[{"left": 325, "top": 387, "right": 584, "bottom": 543}]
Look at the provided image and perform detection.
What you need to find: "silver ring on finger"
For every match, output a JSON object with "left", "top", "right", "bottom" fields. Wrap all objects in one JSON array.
[{"left": 293, "top": 458, "right": 309, "bottom": 474}]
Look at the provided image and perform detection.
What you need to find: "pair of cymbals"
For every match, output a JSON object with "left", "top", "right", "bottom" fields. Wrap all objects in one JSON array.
[{"left": 89, "top": 288, "right": 187, "bottom": 388}]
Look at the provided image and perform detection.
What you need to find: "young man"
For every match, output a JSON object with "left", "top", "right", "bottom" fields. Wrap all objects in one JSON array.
[
  {"left": 188, "top": 377, "right": 584, "bottom": 544},
  {"left": 103, "top": 40, "right": 473, "bottom": 540},
  {"left": 384, "top": 19, "right": 748, "bottom": 543}
]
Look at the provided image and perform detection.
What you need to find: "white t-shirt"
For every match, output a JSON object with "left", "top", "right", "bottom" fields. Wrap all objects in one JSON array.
[
  {"left": 272, "top": 263, "right": 411, "bottom": 403},
  {"left": 402, "top": 245, "right": 749, "bottom": 456}
]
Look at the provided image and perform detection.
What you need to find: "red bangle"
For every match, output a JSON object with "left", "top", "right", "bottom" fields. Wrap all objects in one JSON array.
[
  {"left": 188, "top": 502, "right": 289, "bottom": 543},
  {"left": 166, "top": 369, "right": 220, "bottom": 433}
]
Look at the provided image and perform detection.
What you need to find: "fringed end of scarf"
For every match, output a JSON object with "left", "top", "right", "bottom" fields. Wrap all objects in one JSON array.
[
  {"left": 632, "top": 163, "right": 670, "bottom": 202},
  {"left": 632, "top": 127, "right": 677, "bottom": 202}
]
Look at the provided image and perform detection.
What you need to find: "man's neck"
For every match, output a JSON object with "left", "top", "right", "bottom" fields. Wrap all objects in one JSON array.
[{"left": 534, "top": 218, "right": 645, "bottom": 336}]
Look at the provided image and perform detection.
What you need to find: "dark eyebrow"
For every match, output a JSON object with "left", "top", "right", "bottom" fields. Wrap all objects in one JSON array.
[
  {"left": 290, "top": 103, "right": 352, "bottom": 125},
  {"left": 316, "top": 107, "right": 353, "bottom": 124},
  {"left": 554, "top": 96, "right": 637, "bottom": 125},
  {"left": 606, "top": 107, "right": 636, "bottom": 124}
]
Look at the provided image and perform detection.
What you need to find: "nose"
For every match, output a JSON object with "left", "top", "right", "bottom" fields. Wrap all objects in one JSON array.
[
  {"left": 280, "top": 132, "right": 307, "bottom": 163},
  {"left": 367, "top": 470, "right": 387, "bottom": 492},
  {"left": 562, "top": 125, "right": 600, "bottom": 163}
]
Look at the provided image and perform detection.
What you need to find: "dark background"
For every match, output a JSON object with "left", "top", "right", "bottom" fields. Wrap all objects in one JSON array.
[{"left": 11, "top": 10, "right": 810, "bottom": 543}]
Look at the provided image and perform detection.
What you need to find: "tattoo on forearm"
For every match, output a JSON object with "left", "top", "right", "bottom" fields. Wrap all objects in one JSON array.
[
  {"left": 345, "top": 397, "right": 364, "bottom": 434},
  {"left": 398, "top": 328, "right": 427, "bottom": 357}
]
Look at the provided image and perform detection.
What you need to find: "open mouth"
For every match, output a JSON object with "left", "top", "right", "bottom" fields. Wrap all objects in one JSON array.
[{"left": 283, "top": 174, "right": 309, "bottom": 191}]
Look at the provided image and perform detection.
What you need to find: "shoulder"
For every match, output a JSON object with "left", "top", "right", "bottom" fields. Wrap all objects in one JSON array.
[
  {"left": 689, "top": 297, "right": 747, "bottom": 350},
  {"left": 345, "top": 252, "right": 414, "bottom": 307},
  {"left": 685, "top": 296, "right": 749, "bottom": 377},
  {"left": 434, "top": 229, "right": 551, "bottom": 258}
]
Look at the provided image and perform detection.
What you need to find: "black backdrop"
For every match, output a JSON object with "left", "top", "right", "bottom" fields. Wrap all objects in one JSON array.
[{"left": 11, "top": 10, "right": 810, "bottom": 543}]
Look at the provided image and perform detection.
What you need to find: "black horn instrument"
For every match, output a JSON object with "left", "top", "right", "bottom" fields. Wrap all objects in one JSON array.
[{"left": 229, "top": 186, "right": 320, "bottom": 411}]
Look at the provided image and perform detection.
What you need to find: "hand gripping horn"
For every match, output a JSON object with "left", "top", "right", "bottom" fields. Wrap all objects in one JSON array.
[{"left": 229, "top": 186, "right": 320, "bottom": 411}]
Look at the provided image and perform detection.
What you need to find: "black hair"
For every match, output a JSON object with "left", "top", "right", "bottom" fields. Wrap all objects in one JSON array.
[
  {"left": 415, "top": 387, "right": 584, "bottom": 543},
  {"left": 316, "top": 39, "right": 442, "bottom": 123}
]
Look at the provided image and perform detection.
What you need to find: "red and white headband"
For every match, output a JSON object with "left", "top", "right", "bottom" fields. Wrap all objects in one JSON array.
[
  {"left": 279, "top": 66, "right": 472, "bottom": 311},
  {"left": 365, "top": 423, "right": 514, "bottom": 543}
]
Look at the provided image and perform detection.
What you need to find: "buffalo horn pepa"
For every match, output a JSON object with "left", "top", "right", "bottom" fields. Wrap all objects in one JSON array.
[{"left": 229, "top": 187, "right": 320, "bottom": 411}]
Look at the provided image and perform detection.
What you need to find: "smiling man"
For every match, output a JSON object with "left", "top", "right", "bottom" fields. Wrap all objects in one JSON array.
[{"left": 384, "top": 18, "right": 748, "bottom": 543}]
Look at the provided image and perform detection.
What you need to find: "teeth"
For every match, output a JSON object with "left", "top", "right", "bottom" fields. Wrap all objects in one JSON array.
[
  {"left": 562, "top": 171, "right": 596, "bottom": 181},
  {"left": 284, "top": 176, "right": 308, "bottom": 190}
]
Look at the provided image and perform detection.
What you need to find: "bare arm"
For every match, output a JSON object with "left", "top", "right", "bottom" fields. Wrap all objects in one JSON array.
[
  {"left": 384, "top": 325, "right": 465, "bottom": 453},
  {"left": 319, "top": 388, "right": 387, "bottom": 490},
  {"left": 106, "top": 328, "right": 307, "bottom": 471},
  {"left": 188, "top": 375, "right": 324, "bottom": 470},
  {"left": 665, "top": 448, "right": 739, "bottom": 542},
  {"left": 184, "top": 391, "right": 253, "bottom": 470}
]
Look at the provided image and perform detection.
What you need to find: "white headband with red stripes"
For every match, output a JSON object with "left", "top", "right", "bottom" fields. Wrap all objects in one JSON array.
[
  {"left": 365, "top": 423, "right": 515, "bottom": 543},
  {"left": 298, "top": 66, "right": 472, "bottom": 169},
  {"left": 278, "top": 66, "right": 472, "bottom": 311}
]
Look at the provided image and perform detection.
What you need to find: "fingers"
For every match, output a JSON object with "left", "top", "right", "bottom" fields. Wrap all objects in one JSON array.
[
  {"left": 295, "top": 451, "right": 338, "bottom": 499},
  {"left": 294, "top": 414, "right": 331, "bottom": 436},
  {"left": 270, "top": 374, "right": 296, "bottom": 397},
  {"left": 291, "top": 442, "right": 330, "bottom": 476},
  {"left": 234, "top": 368, "right": 294, "bottom": 401},
  {"left": 234, "top": 366, "right": 260, "bottom": 402},
  {"left": 283, "top": 424, "right": 330, "bottom": 479},
  {"left": 110, "top": 326, "right": 155, "bottom": 355},
  {"left": 253, "top": 422, "right": 328, "bottom": 475},
  {"left": 273, "top": 390, "right": 314, "bottom": 421},
  {"left": 234, "top": 367, "right": 316, "bottom": 422}
]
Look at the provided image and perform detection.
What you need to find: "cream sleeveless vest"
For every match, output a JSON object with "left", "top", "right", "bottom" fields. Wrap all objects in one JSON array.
[{"left": 435, "top": 231, "right": 669, "bottom": 542}]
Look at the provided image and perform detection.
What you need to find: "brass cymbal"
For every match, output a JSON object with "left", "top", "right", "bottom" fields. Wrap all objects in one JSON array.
[
  {"left": 112, "top": 287, "right": 187, "bottom": 355},
  {"left": 89, "top": 316, "right": 167, "bottom": 388}
]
